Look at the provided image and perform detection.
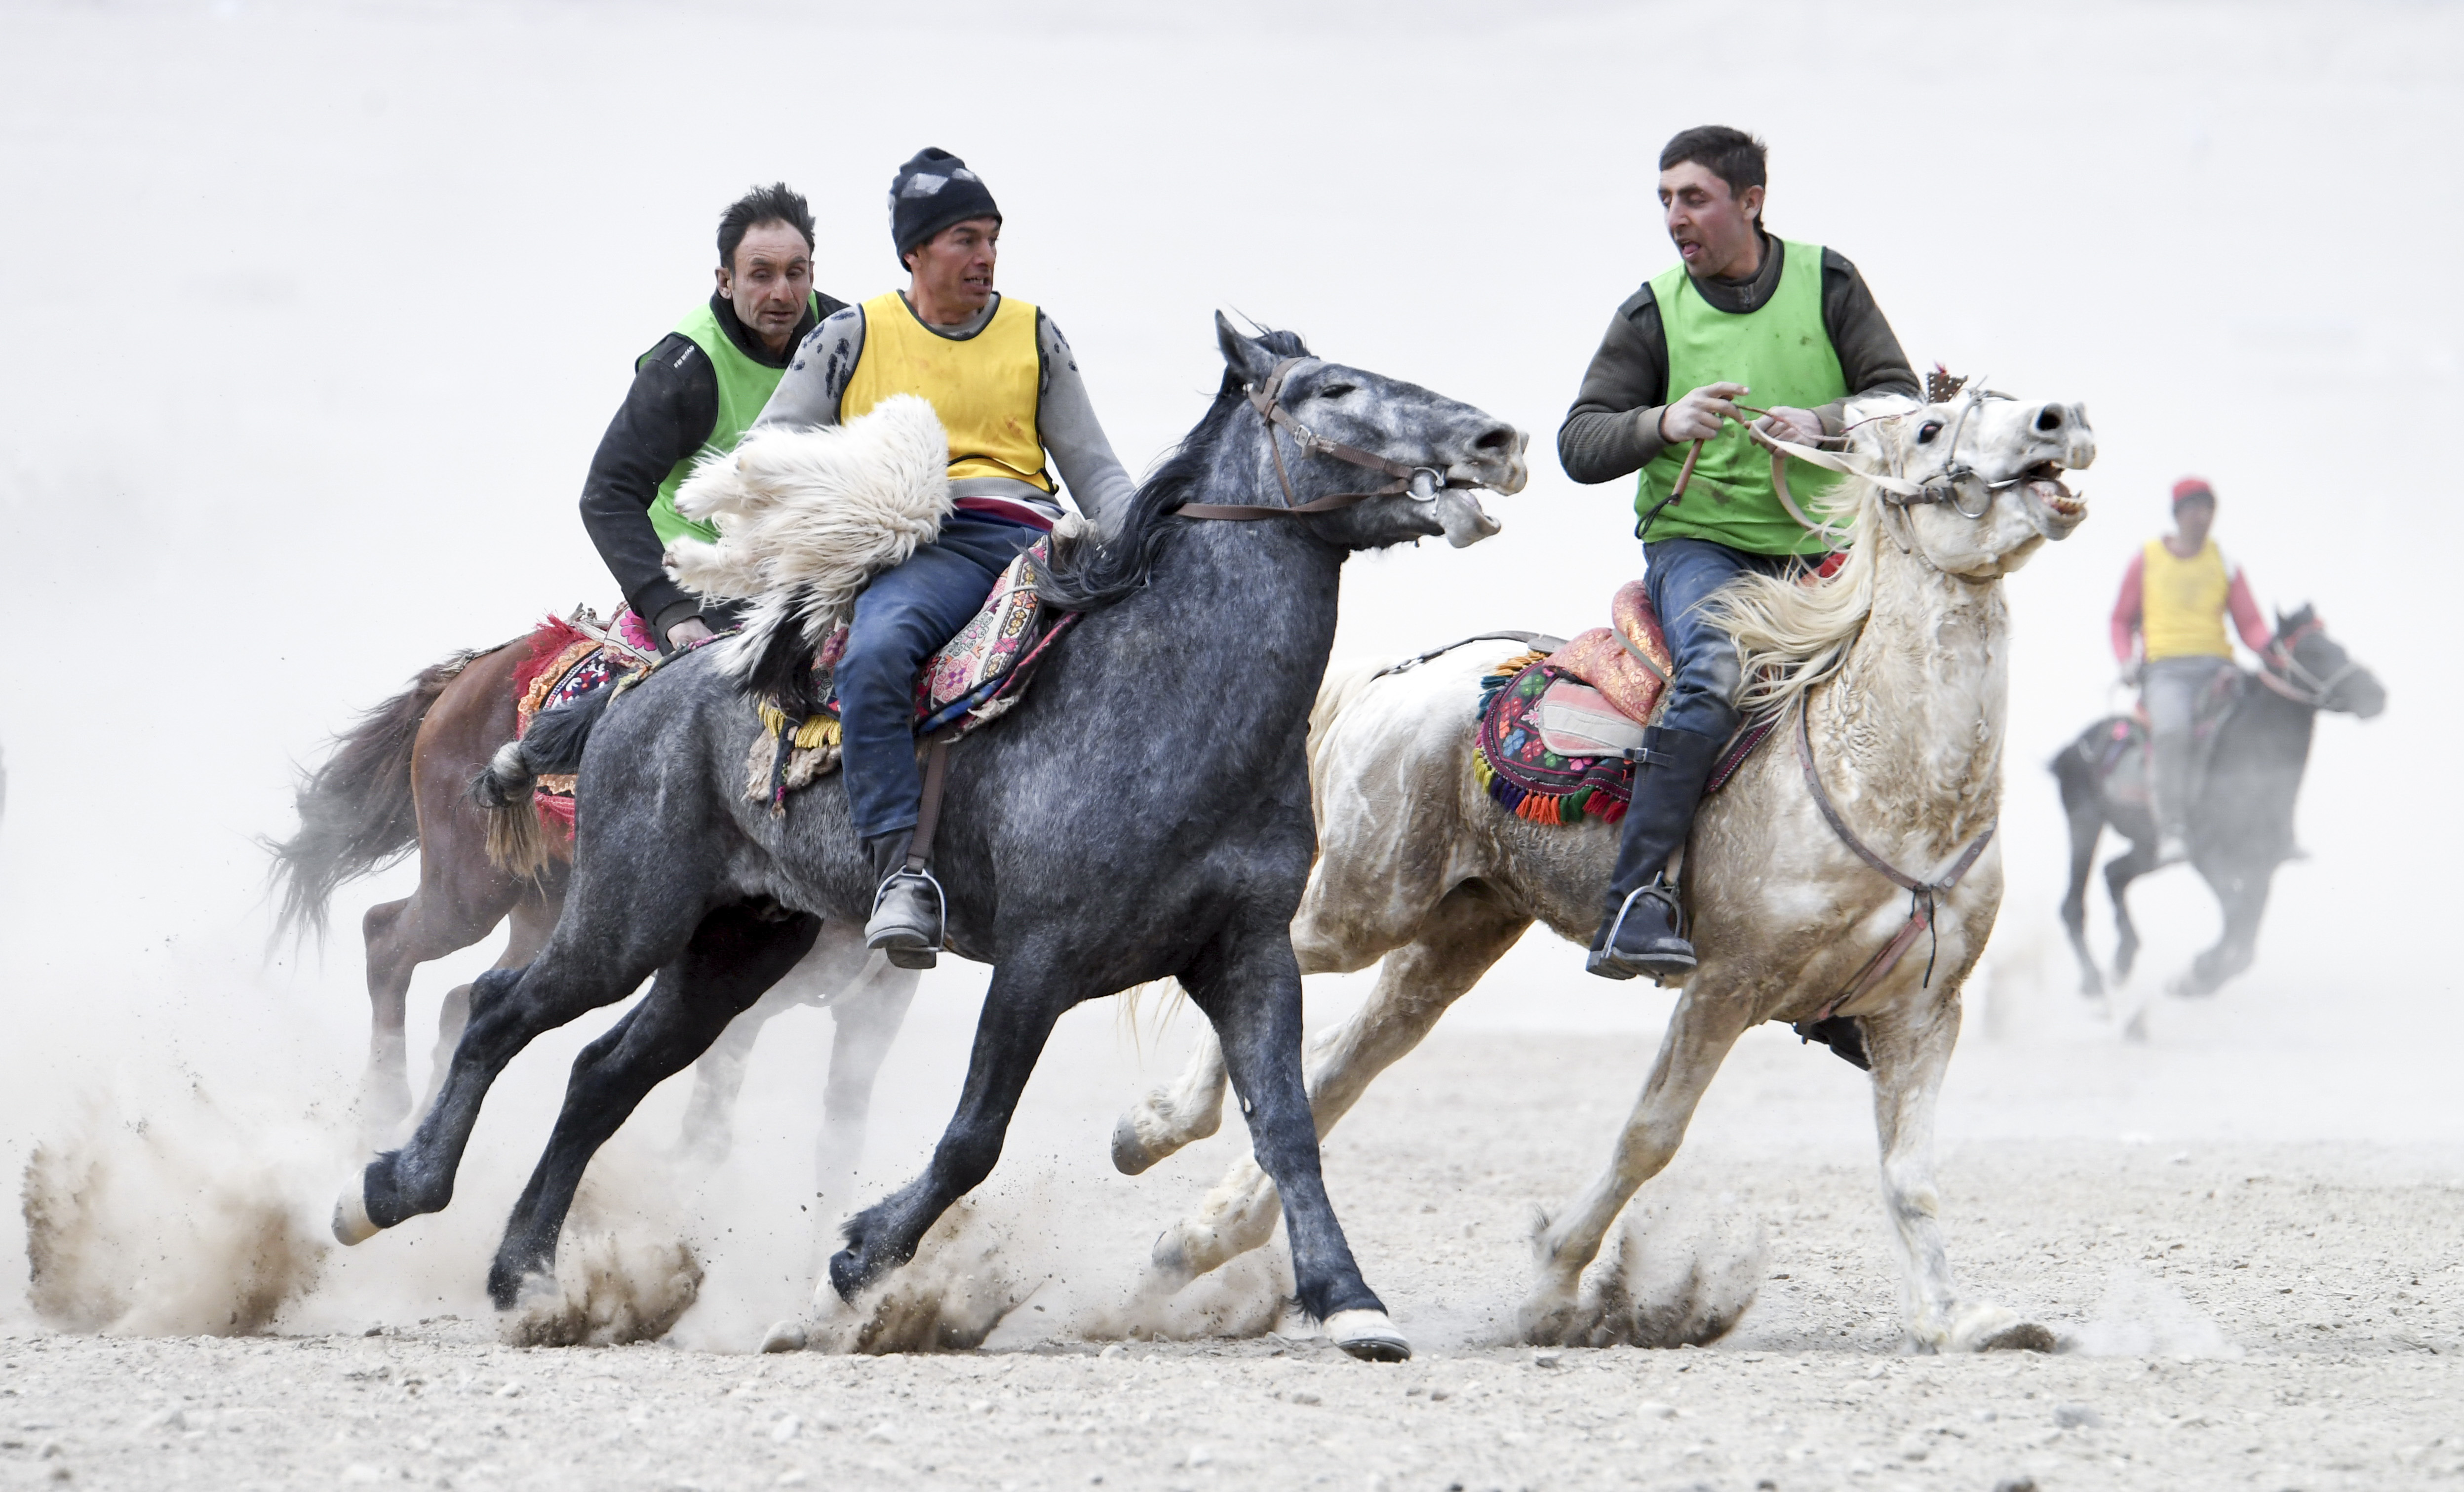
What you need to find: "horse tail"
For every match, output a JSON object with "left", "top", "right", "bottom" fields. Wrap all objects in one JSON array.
[
  {"left": 263, "top": 644, "right": 494, "bottom": 945},
  {"left": 469, "top": 684, "right": 617, "bottom": 877}
]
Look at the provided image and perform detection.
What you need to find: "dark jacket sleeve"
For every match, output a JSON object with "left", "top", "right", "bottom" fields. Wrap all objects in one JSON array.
[
  {"left": 579, "top": 333, "right": 717, "bottom": 634},
  {"left": 1818, "top": 248, "right": 1919, "bottom": 409},
  {"left": 1555, "top": 286, "right": 1672, "bottom": 485}
]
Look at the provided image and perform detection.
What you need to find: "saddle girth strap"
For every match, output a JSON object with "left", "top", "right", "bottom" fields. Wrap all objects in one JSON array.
[{"left": 1794, "top": 701, "right": 1996, "bottom": 1021}]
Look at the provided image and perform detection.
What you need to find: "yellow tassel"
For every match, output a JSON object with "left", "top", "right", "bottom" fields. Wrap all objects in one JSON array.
[
  {"left": 757, "top": 702, "right": 789, "bottom": 740},
  {"left": 791, "top": 715, "right": 838, "bottom": 751}
]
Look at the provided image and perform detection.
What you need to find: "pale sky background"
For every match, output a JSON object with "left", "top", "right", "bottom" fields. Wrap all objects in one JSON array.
[{"left": 0, "top": 0, "right": 2454, "bottom": 1334}]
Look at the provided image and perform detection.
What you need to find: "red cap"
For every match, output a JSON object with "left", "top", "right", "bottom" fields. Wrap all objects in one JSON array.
[{"left": 2172, "top": 477, "right": 2216, "bottom": 507}]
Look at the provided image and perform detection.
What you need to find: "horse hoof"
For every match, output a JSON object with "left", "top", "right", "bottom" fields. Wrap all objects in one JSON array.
[
  {"left": 332, "top": 1175, "right": 383, "bottom": 1246},
  {"left": 760, "top": 1319, "right": 808, "bottom": 1354},
  {"left": 1326, "top": 1308, "right": 1411, "bottom": 1362},
  {"left": 1974, "top": 1321, "right": 2057, "bottom": 1354},
  {"left": 1111, "top": 1111, "right": 1159, "bottom": 1177}
]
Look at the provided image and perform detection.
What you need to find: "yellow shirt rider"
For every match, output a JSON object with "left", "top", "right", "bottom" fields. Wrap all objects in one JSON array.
[
  {"left": 752, "top": 148, "right": 1138, "bottom": 968},
  {"left": 2109, "top": 476, "right": 2272, "bottom": 863}
]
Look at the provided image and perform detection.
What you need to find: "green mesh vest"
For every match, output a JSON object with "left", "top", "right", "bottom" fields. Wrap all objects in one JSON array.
[
  {"left": 644, "top": 295, "right": 820, "bottom": 546},
  {"left": 1636, "top": 240, "right": 1847, "bottom": 556}
]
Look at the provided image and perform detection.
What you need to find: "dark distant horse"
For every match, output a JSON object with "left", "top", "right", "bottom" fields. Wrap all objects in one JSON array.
[
  {"left": 266, "top": 635, "right": 917, "bottom": 1179},
  {"left": 2053, "top": 605, "right": 2385, "bottom": 1000},
  {"left": 332, "top": 315, "right": 1527, "bottom": 1363}
]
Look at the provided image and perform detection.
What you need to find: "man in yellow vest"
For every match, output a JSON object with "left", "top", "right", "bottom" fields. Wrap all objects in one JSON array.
[
  {"left": 755, "top": 148, "right": 1137, "bottom": 968},
  {"left": 2109, "top": 477, "right": 2273, "bottom": 864},
  {"left": 581, "top": 184, "right": 848, "bottom": 652},
  {"left": 1560, "top": 126, "right": 1918, "bottom": 983}
]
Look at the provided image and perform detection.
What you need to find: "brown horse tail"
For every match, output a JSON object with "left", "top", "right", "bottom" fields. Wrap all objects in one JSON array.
[{"left": 263, "top": 644, "right": 497, "bottom": 944}]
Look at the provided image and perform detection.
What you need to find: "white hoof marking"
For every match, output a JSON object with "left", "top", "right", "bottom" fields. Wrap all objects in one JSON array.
[
  {"left": 1325, "top": 1308, "right": 1411, "bottom": 1363},
  {"left": 332, "top": 1177, "right": 381, "bottom": 1247}
]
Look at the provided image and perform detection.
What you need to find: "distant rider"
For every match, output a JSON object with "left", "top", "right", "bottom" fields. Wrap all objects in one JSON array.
[
  {"left": 1558, "top": 125, "right": 1919, "bottom": 982},
  {"left": 2109, "top": 477, "right": 2271, "bottom": 864},
  {"left": 580, "top": 183, "right": 848, "bottom": 653},
  {"left": 754, "top": 148, "right": 1138, "bottom": 968}
]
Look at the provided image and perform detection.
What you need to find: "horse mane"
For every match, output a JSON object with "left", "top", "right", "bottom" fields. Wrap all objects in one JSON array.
[
  {"left": 1698, "top": 478, "right": 1885, "bottom": 718},
  {"left": 1039, "top": 328, "right": 1313, "bottom": 612}
]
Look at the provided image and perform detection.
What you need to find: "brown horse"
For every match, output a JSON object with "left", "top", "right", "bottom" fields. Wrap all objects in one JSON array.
[{"left": 267, "top": 634, "right": 918, "bottom": 1184}]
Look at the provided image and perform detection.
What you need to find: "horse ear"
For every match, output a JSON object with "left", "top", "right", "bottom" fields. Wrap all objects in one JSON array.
[{"left": 1214, "top": 311, "right": 1274, "bottom": 388}]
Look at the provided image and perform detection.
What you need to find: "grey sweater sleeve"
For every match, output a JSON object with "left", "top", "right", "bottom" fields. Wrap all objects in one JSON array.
[
  {"left": 754, "top": 306, "right": 864, "bottom": 430},
  {"left": 1556, "top": 287, "right": 1671, "bottom": 485},
  {"left": 1034, "top": 313, "right": 1137, "bottom": 526}
]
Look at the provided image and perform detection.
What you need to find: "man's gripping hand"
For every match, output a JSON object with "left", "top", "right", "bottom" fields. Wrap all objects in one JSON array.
[
  {"left": 1656, "top": 382, "right": 1751, "bottom": 443},
  {"left": 666, "top": 616, "right": 716, "bottom": 650},
  {"left": 1751, "top": 406, "right": 1826, "bottom": 447}
]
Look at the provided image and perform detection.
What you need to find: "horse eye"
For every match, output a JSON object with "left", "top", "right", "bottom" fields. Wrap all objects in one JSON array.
[
  {"left": 1917, "top": 421, "right": 1943, "bottom": 444},
  {"left": 1318, "top": 383, "right": 1357, "bottom": 400}
]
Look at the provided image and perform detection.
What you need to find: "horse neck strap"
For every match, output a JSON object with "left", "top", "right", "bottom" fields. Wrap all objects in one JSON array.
[
  {"left": 1794, "top": 702, "right": 1995, "bottom": 894},
  {"left": 1794, "top": 699, "right": 1996, "bottom": 1020}
]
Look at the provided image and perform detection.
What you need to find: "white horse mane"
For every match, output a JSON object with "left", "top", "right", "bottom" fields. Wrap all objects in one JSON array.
[
  {"left": 664, "top": 394, "right": 954, "bottom": 681},
  {"left": 1700, "top": 477, "right": 1887, "bottom": 719}
]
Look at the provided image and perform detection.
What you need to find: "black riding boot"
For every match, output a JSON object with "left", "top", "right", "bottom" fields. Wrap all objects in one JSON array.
[
  {"left": 1588, "top": 725, "right": 1726, "bottom": 983},
  {"left": 861, "top": 829, "right": 943, "bottom": 970}
]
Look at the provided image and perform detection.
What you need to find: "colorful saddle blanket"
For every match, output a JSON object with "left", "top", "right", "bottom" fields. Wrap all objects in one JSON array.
[
  {"left": 746, "top": 535, "right": 1077, "bottom": 810},
  {"left": 509, "top": 607, "right": 662, "bottom": 847},
  {"left": 1470, "top": 558, "right": 1843, "bottom": 827}
]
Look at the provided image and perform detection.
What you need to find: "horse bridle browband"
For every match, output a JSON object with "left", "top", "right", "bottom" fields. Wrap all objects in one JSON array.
[{"left": 1174, "top": 356, "right": 1465, "bottom": 521}]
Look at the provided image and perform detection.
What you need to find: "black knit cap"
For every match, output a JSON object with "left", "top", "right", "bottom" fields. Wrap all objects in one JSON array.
[{"left": 889, "top": 147, "right": 1001, "bottom": 269}]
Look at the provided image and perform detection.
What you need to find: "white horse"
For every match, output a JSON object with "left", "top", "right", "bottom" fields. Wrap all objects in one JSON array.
[{"left": 1112, "top": 386, "right": 2092, "bottom": 1352}]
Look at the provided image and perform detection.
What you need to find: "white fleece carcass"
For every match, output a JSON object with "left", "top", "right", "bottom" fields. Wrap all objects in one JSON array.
[{"left": 663, "top": 393, "right": 954, "bottom": 681}]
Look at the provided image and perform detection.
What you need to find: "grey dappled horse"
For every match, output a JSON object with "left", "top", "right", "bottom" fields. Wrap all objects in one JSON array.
[{"left": 334, "top": 315, "right": 1526, "bottom": 1362}]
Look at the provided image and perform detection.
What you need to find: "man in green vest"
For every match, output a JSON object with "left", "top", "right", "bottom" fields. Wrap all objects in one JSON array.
[
  {"left": 1559, "top": 125, "right": 1920, "bottom": 982},
  {"left": 580, "top": 183, "right": 849, "bottom": 652}
]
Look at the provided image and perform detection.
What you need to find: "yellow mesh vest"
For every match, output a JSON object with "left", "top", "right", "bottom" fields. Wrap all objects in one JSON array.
[
  {"left": 842, "top": 292, "right": 1051, "bottom": 491},
  {"left": 2141, "top": 538, "right": 2233, "bottom": 660}
]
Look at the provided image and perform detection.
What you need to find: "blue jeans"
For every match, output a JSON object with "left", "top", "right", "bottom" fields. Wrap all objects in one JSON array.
[
  {"left": 1642, "top": 537, "right": 1808, "bottom": 740},
  {"left": 837, "top": 512, "right": 1040, "bottom": 840}
]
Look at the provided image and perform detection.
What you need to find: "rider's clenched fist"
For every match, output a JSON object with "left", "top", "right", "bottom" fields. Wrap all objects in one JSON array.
[{"left": 1656, "top": 381, "right": 1750, "bottom": 443}]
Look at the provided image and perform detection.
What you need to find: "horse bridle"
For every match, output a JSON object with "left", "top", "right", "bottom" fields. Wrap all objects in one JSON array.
[
  {"left": 1174, "top": 356, "right": 1465, "bottom": 522},
  {"left": 2257, "top": 616, "right": 2359, "bottom": 707},
  {"left": 1752, "top": 382, "right": 2053, "bottom": 537}
]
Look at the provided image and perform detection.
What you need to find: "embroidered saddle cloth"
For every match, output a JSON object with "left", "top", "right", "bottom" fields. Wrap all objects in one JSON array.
[
  {"left": 1540, "top": 579, "right": 1674, "bottom": 746},
  {"left": 1471, "top": 559, "right": 1846, "bottom": 827},
  {"left": 746, "top": 535, "right": 1077, "bottom": 809},
  {"left": 509, "top": 607, "right": 662, "bottom": 846}
]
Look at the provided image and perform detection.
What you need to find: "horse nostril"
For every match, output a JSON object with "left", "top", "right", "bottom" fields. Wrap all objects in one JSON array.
[
  {"left": 2035, "top": 405, "right": 2064, "bottom": 433},
  {"left": 1475, "top": 426, "right": 1515, "bottom": 453}
]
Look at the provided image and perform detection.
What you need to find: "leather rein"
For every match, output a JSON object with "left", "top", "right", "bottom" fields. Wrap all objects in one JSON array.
[
  {"left": 1794, "top": 700, "right": 1997, "bottom": 1023},
  {"left": 1175, "top": 356, "right": 1466, "bottom": 521}
]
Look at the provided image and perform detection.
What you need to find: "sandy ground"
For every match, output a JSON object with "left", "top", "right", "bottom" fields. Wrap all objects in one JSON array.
[{"left": 7, "top": 1025, "right": 2460, "bottom": 1492}]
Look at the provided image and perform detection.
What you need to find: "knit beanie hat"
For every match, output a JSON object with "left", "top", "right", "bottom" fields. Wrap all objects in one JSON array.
[
  {"left": 2171, "top": 476, "right": 2216, "bottom": 508},
  {"left": 889, "top": 148, "right": 1001, "bottom": 269}
]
